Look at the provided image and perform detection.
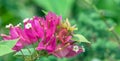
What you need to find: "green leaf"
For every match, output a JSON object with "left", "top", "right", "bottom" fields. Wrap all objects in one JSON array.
[
  {"left": 0, "top": 39, "right": 18, "bottom": 56},
  {"left": 33, "top": 0, "right": 75, "bottom": 18},
  {"left": 14, "top": 48, "right": 35, "bottom": 56},
  {"left": 73, "top": 34, "right": 90, "bottom": 43}
]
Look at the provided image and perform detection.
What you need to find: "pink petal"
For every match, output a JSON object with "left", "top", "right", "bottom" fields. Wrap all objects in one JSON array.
[
  {"left": 36, "top": 40, "right": 45, "bottom": 50},
  {"left": 51, "top": 44, "right": 69, "bottom": 58},
  {"left": 46, "top": 37, "right": 56, "bottom": 52},
  {"left": 0, "top": 34, "right": 12, "bottom": 40},
  {"left": 65, "top": 45, "right": 83, "bottom": 58}
]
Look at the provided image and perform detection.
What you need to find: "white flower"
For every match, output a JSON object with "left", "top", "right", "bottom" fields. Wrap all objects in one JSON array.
[
  {"left": 73, "top": 45, "right": 79, "bottom": 52},
  {"left": 82, "top": 46, "right": 85, "bottom": 52},
  {"left": 16, "top": 23, "right": 22, "bottom": 27},
  {"left": 25, "top": 23, "right": 32, "bottom": 29},
  {"left": 6, "top": 24, "right": 13, "bottom": 28},
  {"left": 23, "top": 18, "right": 29, "bottom": 23}
]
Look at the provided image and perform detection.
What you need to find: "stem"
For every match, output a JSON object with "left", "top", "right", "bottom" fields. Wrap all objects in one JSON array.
[
  {"left": 31, "top": 43, "right": 39, "bottom": 55},
  {"left": 19, "top": 41, "right": 33, "bottom": 60},
  {"left": 30, "top": 40, "right": 40, "bottom": 60},
  {"left": 83, "top": 0, "right": 120, "bottom": 42},
  {"left": 26, "top": 46, "right": 33, "bottom": 61},
  {"left": 26, "top": 47, "right": 32, "bottom": 54},
  {"left": 100, "top": 13, "right": 120, "bottom": 42},
  {"left": 20, "top": 50, "right": 25, "bottom": 60}
]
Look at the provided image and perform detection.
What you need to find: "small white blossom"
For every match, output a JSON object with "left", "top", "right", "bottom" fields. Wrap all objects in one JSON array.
[
  {"left": 82, "top": 46, "right": 85, "bottom": 52},
  {"left": 73, "top": 45, "right": 79, "bottom": 52},
  {"left": 16, "top": 23, "right": 22, "bottom": 27},
  {"left": 23, "top": 18, "right": 29, "bottom": 23},
  {"left": 25, "top": 23, "right": 32, "bottom": 29},
  {"left": 5, "top": 24, "right": 13, "bottom": 28}
]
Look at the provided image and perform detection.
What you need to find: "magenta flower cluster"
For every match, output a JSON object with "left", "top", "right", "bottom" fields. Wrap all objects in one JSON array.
[{"left": 1, "top": 12, "right": 84, "bottom": 58}]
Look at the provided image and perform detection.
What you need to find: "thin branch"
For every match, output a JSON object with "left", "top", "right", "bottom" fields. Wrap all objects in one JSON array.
[{"left": 83, "top": 0, "right": 120, "bottom": 42}]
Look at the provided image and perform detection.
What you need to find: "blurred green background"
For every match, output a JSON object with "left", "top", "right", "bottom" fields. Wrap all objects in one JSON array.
[{"left": 0, "top": 0, "right": 120, "bottom": 61}]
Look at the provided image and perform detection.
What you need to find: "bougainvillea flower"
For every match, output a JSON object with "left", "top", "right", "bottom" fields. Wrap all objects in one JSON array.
[
  {"left": 45, "top": 12, "right": 62, "bottom": 38},
  {"left": 51, "top": 43, "right": 83, "bottom": 58},
  {"left": 0, "top": 12, "right": 88, "bottom": 58},
  {"left": 23, "top": 19, "right": 40, "bottom": 43},
  {"left": 30, "top": 16, "right": 45, "bottom": 38},
  {"left": 36, "top": 12, "right": 62, "bottom": 52},
  {"left": 36, "top": 36, "right": 56, "bottom": 52},
  {"left": 65, "top": 45, "right": 83, "bottom": 58},
  {"left": 58, "top": 29, "right": 72, "bottom": 44},
  {"left": 1, "top": 24, "right": 31, "bottom": 51},
  {"left": 46, "top": 20, "right": 56, "bottom": 38},
  {"left": 46, "top": 12, "right": 62, "bottom": 26}
]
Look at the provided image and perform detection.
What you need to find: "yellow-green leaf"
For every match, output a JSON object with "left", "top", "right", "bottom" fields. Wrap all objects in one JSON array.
[
  {"left": 73, "top": 34, "right": 90, "bottom": 43},
  {"left": 0, "top": 39, "right": 18, "bottom": 56}
]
